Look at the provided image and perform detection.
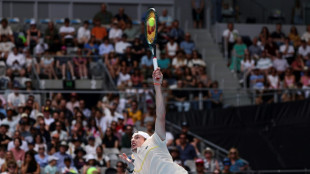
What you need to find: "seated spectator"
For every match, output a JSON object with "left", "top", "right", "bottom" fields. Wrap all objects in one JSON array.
[
  {"left": 77, "top": 20, "right": 91, "bottom": 45},
  {"left": 44, "top": 156, "right": 58, "bottom": 174},
  {"left": 102, "top": 127, "right": 119, "bottom": 149},
  {"left": 93, "top": 3, "right": 113, "bottom": 25},
  {"left": 228, "top": 148, "right": 247, "bottom": 173},
  {"left": 6, "top": 47, "right": 26, "bottom": 77},
  {"left": 115, "top": 161, "right": 126, "bottom": 174},
  {"left": 51, "top": 122, "right": 68, "bottom": 141},
  {"left": 126, "top": 100, "right": 142, "bottom": 125},
  {"left": 288, "top": 26, "right": 301, "bottom": 48},
  {"left": 250, "top": 68, "right": 265, "bottom": 90},
  {"left": 301, "top": 25, "right": 310, "bottom": 42},
  {"left": 95, "top": 145, "right": 110, "bottom": 168},
  {"left": 10, "top": 137, "right": 25, "bottom": 163},
  {"left": 165, "top": 36, "right": 179, "bottom": 59},
  {"left": 300, "top": 69, "right": 310, "bottom": 88},
  {"left": 73, "top": 48, "right": 88, "bottom": 79},
  {"left": 81, "top": 154, "right": 100, "bottom": 174},
  {"left": 140, "top": 50, "right": 153, "bottom": 76},
  {"left": 176, "top": 133, "right": 197, "bottom": 162},
  {"left": 34, "top": 145, "right": 48, "bottom": 168},
  {"left": 158, "top": 52, "right": 171, "bottom": 70},
  {"left": 109, "top": 22, "right": 123, "bottom": 44},
  {"left": 7, "top": 84, "right": 25, "bottom": 109},
  {"left": 229, "top": 37, "right": 247, "bottom": 72},
  {"left": 279, "top": 37, "right": 295, "bottom": 65},
  {"left": 131, "top": 69, "right": 143, "bottom": 87},
  {"left": 248, "top": 37, "right": 262, "bottom": 59},
  {"left": 169, "top": 20, "right": 184, "bottom": 43},
  {"left": 180, "top": 33, "right": 195, "bottom": 58},
  {"left": 131, "top": 37, "right": 145, "bottom": 61},
  {"left": 240, "top": 51, "right": 255, "bottom": 82},
  {"left": 40, "top": 50, "right": 57, "bottom": 79},
  {"left": 267, "top": 67, "right": 280, "bottom": 89},
  {"left": 259, "top": 26, "right": 270, "bottom": 43},
  {"left": 271, "top": 23, "right": 285, "bottom": 45},
  {"left": 265, "top": 37, "right": 278, "bottom": 58},
  {"left": 84, "top": 136, "right": 96, "bottom": 156},
  {"left": 66, "top": 93, "right": 79, "bottom": 114},
  {"left": 221, "top": 158, "right": 232, "bottom": 174},
  {"left": 105, "top": 51, "right": 119, "bottom": 79},
  {"left": 195, "top": 158, "right": 206, "bottom": 174},
  {"left": 172, "top": 50, "right": 187, "bottom": 69},
  {"left": 91, "top": 19, "right": 107, "bottom": 42},
  {"left": 209, "top": 81, "right": 223, "bottom": 108},
  {"left": 121, "top": 125, "right": 133, "bottom": 149},
  {"left": 203, "top": 147, "right": 220, "bottom": 173},
  {"left": 99, "top": 38, "right": 114, "bottom": 58},
  {"left": 20, "top": 152, "right": 40, "bottom": 174},
  {"left": 159, "top": 9, "right": 173, "bottom": 27},
  {"left": 115, "top": 34, "right": 131, "bottom": 56},
  {"left": 0, "top": 34, "right": 15, "bottom": 56},
  {"left": 61, "top": 157, "right": 78, "bottom": 174},
  {"left": 172, "top": 80, "right": 190, "bottom": 112},
  {"left": 26, "top": 21, "right": 41, "bottom": 54},
  {"left": 123, "top": 21, "right": 139, "bottom": 42},
  {"left": 56, "top": 46, "right": 76, "bottom": 80},
  {"left": 44, "top": 21, "right": 59, "bottom": 53},
  {"left": 273, "top": 51, "right": 289, "bottom": 77},
  {"left": 114, "top": 7, "right": 131, "bottom": 29},
  {"left": 284, "top": 68, "right": 296, "bottom": 89},
  {"left": 291, "top": 54, "right": 305, "bottom": 81},
  {"left": 34, "top": 39, "right": 48, "bottom": 57},
  {"left": 54, "top": 141, "right": 72, "bottom": 168},
  {"left": 73, "top": 147, "right": 86, "bottom": 170},
  {"left": 84, "top": 36, "right": 99, "bottom": 62},
  {"left": 222, "top": 22, "right": 239, "bottom": 59},
  {"left": 297, "top": 40, "right": 310, "bottom": 59},
  {"left": 2, "top": 159, "right": 18, "bottom": 174},
  {"left": 256, "top": 50, "right": 273, "bottom": 75},
  {"left": 59, "top": 18, "right": 76, "bottom": 47},
  {"left": 0, "top": 18, "right": 14, "bottom": 42},
  {"left": 116, "top": 67, "right": 131, "bottom": 88},
  {"left": 24, "top": 49, "right": 39, "bottom": 75}
]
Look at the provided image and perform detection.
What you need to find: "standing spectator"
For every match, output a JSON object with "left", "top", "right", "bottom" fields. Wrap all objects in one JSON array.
[
  {"left": 6, "top": 47, "right": 26, "bottom": 77},
  {"left": 248, "top": 37, "right": 262, "bottom": 59},
  {"left": 123, "top": 21, "right": 139, "bottom": 42},
  {"left": 73, "top": 48, "right": 88, "bottom": 79},
  {"left": 301, "top": 25, "right": 310, "bottom": 42},
  {"left": 176, "top": 133, "right": 197, "bottom": 162},
  {"left": 44, "top": 22, "right": 59, "bottom": 52},
  {"left": 0, "top": 18, "right": 14, "bottom": 42},
  {"left": 20, "top": 152, "right": 40, "bottom": 174},
  {"left": 115, "top": 34, "right": 131, "bottom": 56},
  {"left": 203, "top": 147, "right": 220, "bottom": 173},
  {"left": 209, "top": 81, "right": 223, "bottom": 108},
  {"left": 297, "top": 40, "right": 310, "bottom": 58},
  {"left": 222, "top": 22, "right": 239, "bottom": 59},
  {"left": 26, "top": 21, "right": 41, "bottom": 54},
  {"left": 229, "top": 37, "right": 247, "bottom": 72},
  {"left": 288, "top": 26, "right": 301, "bottom": 48},
  {"left": 77, "top": 20, "right": 91, "bottom": 45},
  {"left": 159, "top": 9, "right": 173, "bottom": 27},
  {"left": 169, "top": 20, "right": 185, "bottom": 43},
  {"left": 44, "top": 156, "right": 59, "bottom": 174},
  {"left": 271, "top": 23, "right": 285, "bottom": 45},
  {"left": 59, "top": 18, "right": 76, "bottom": 47},
  {"left": 91, "top": 19, "right": 107, "bottom": 42},
  {"left": 93, "top": 3, "right": 113, "bottom": 25},
  {"left": 292, "top": 0, "right": 303, "bottom": 24},
  {"left": 279, "top": 37, "right": 295, "bottom": 65},
  {"left": 180, "top": 33, "right": 195, "bottom": 58},
  {"left": 227, "top": 148, "right": 247, "bottom": 173},
  {"left": 191, "top": 0, "right": 205, "bottom": 28}
]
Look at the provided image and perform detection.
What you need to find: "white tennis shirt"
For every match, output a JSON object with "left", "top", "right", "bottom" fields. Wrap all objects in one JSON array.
[{"left": 132, "top": 133, "right": 188, "bottom": 174}]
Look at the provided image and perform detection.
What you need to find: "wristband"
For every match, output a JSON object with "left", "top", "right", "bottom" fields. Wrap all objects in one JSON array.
[{"left": 153, "top": 83, "right": 161, "bottom": 86}]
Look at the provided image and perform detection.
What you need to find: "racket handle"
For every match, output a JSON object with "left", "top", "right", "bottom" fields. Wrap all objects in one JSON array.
[{"left": 153, "top": 57, "right": 158, "bottom": 70}]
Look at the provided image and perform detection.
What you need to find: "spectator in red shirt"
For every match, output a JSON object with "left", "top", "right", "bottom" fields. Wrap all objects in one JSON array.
[{"left": 10, "top": 138, "right": 25, "bottom": 163}]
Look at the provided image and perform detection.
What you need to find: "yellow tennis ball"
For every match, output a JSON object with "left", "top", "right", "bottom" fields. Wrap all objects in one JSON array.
[{"left": 148, "top": 17, "right": 155, "bottom": 27}]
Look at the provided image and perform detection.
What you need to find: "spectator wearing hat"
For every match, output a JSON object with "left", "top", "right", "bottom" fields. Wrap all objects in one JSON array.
[
  {"left": 54, "top": 141, "right": 72, "bottom": 168},
  {"left": 73, "top": 147, "right": 86, "bottom": 170},
  {"left": 51, "top": 121, "right": 68, "bottom": 141},
  {"left": 0, "top": 124, "right": 11, "bottom": 149},
  {"left": 176, "top": 133, "right": 197, "bottom": 163},
  {"left": 194, "top": 158, "right": 206, "bottom": 174},
  {"left": 228, "top": 147, "right": 247, "bottom": 173},
  {"left": 95, "top": 145, "right": 110, "bottom": 168},
  {"left": 61, "top": 157, "right": 78, "bottom": 174},
  {"left": 81, "top": 154, "right": 100, "bottom": 174},
  {"left": 222, "top": 158, "right": 232, "bottom": 174},
  {"left": 44, "top": 156, "right": 59, "bottom": 174},
  {"left": 203, "top": 147, "right": 220, "bottom": 173},
  {"left": 34, "top": 145, "right": 49, "bottom": 168}
]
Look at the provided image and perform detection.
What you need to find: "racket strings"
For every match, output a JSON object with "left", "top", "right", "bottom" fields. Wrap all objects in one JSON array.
[{"left": 146, "top": 11, "right": 157, "bottom": 44}]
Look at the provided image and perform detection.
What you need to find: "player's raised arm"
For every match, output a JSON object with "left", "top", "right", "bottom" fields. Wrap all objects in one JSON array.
[{"left": 153, "top": 67, "right": 166, "bottom": 141}]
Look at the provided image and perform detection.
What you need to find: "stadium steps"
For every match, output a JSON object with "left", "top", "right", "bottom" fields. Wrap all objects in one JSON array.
[{"left": 188, "top": 29, "right": 252, "bottom": 107}]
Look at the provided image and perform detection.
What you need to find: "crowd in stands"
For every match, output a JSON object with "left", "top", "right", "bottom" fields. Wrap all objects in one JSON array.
[{"left": 223, "top": 22, "right": 310, "bottom": 104}]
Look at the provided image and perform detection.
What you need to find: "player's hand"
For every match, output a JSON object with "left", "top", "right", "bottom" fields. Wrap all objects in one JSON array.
[
  {"left": 152, "top": 67, "right": 163, "bottom": 84},
  {"left": 119, "top": 153, "right": 134, "bottom": 171}
]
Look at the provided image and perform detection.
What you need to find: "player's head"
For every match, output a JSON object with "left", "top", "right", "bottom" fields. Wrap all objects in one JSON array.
[{"left": 131, "top": 131, "right": 150, "bottom": 152}]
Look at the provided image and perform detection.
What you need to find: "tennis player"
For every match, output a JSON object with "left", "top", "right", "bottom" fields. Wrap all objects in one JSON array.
[{"left": 119, "top": 68, "right": 188, "bottom": 174}]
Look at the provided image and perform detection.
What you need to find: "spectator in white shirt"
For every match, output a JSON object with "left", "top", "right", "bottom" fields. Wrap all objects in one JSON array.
[
  {"left": 77, "top": 20, "right": 91, "bottom": 45},
  {"left": 222, "top": 22, "right": 239, "bottom": 58},
  {"left": 117, "top": 67, "right": 131, "bottom": 88},
  {"left": 7, "top": 83, "right": 25, "bottom": 109},
  {"left": 298, "top": 40, "right": 310, "bottom": 58},
  {"left": 0, "top": 18, "right": 14, "bottom": 42},
  {"left": 301, "top": 25, "right": 310, "bottom": 42},
  {"left": 59, "top": 18, "right": 76, "bottom": 46},
  {"left": 279, "top": 37, "right": 295, "bottom": 65},
  {"left": 256, "top": 50, "right": 273, "bottom": 75},
  {"left": 109, "top": 22, "right": 123, "bottom": 44},
  {"left": 84, "top": 137, "right": 96, "bottom": 156},
  {"left": 115, "top": 34, "right": 131, "bottom": 56},
  {"left": 99, "top": 38, "right": 114, "bottom": 58},
  {"left": 159, "top": 9, "right": 173, "bottom": 27},
  {"left": 6, "top": 47, "right": 26, "bottom": 75},
  {"left": 273, "top": 51, "right": 289, "bottom": 76},
  {"left": 0, "top": 34, "right": 15, "bottom": 56}
]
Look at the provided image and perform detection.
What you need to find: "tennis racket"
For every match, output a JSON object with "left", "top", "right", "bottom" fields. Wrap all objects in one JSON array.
[{"left": 145, "top": 8, "right": 158, "bottom": 70}]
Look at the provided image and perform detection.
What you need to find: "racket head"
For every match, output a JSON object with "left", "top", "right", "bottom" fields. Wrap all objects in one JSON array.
[{"left": 145, "top": 8, "right": 158, "bottom": 46}]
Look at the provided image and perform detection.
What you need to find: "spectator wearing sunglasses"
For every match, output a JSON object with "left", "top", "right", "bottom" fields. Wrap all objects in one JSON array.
[{"left": 227, "top": 148, "right": 247, "bottom": 173}]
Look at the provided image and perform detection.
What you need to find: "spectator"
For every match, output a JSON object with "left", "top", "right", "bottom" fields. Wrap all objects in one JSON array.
[
  {"left": 51, "top": 122, "right": 68, "bottom": 141},
  {"left": 222, "top": 22, "right": 239, "bottom": 59},
  {"left": 259, "top": 26, "right": 270, "bottom": 42},
  {"left": 127, "top": 100, "right": 142, "bottom": 125},
  {"left": 73, "top": 48, "right": 88, "bottom": 79},
  {"left": 301, "top": 25, "right": 310, "bottom": 42},
  {"left": 93, "top": 3, "right": 113, "bottom": 25},
  {"left": 273, "top": 51, "right": 289, "bottom": 77},
  {"left": 169, "top": 20, "right": 185, "bottom": 43},
  {"left": 265, "top": 37, "right": 278, "bottom": 58},
  {"left": 228, "top": 148, "right": 247, "bottom": 173},
  {"left": 248, "top": 37, "right": 262, "bottom": 59},
  {"left": 165, "top": 36, "right": 179, "bottom": 59},
  {"left": 288, "top": 26, "right": 301, "bottom": 48},
  {"left": 39, "top": 51, "right": 57, "bottom": 79},
  {"left": 267, "top": 67, "right": 280, "bottom": 89},
  {"left": 123, "top": 21, "right": 139, "bottom": 42},
  {"left": 73, "top": 147, "right": 86, "bottom": 170},
  {"left": 256, "top": 50, "right": 273, "bottom": 75},
  {"left": 176, "top": 133, "right": 197, "bottom": 162},
  {"left": 284, "top": 68, "right": 296, "bottom": 89},
  {"left": 0, "top": 34, "right": 15, "bottom": 56},
  {"left": 172, "top": 80, "right": 190, "bottom": 112},
  {"left": 131, "top": 37, "right": 145, "bottom": 61},
  {"left": 0, "top": 19, "right": 14, "bottom": 42},
  {"left": 79, "top": 99, "right": 91, "bottom": 118},
  {"left": 43, "top": 107, "right": 54, "bottom": 127},
  {"left": 109, "top": 22, "right": 123, "bottom": 44},
  {"left": 250, "top": 68, "right": 265, "bottom": 90},
  {"left": 84, "top": 136, "right": 96, "bottom": 156},
  {"left": 158, "top": 52, "right": 171, "bottom": 70},
  {"left": 7, "top": 84, "right": 25, "bottom": 109},
  {"left": 292, "top": 0, "right": 303, "bottom": 24},
  {"left": 191, "top": 0, "right": 205, "bottom": 28},
  {"left": 20, "top": 152, "right": 40, "bottom": 174},
  {"left": 172, "top": 50, "right": 187, "bottom": 69},
  {"left": 3, "top": 160, "right": 18, "bottom": 174},
  {"left": 209, "top": 81, "right": 223, "bottom": 108},
  {"left": 2, "top": 108, "right": 18, "bottom": 136},
  {"left": 61, "top": 157, "right": 78, "bottom": 174},
  {"left": 195, "top": 158, "right": 206, "bottom": 174},
  {"left": 203, "top": 147, "right": 220, "bottom": 173},
  {"left": 271, "top": 23, "right": 285, "bottom": 45},
  {"left": 81, "top": 154, "right": 100, "bottom": 174},
  {"left": 140, "top": 50, "right": 153, "bottom": 76},
  {"left": 222, "top": 158, "right": 232, "bottom": 174},
  {"left": 229, "top": 37, "right": 247, "bottom": 72},
  {"left": 34, "top": 145, "right": 48, "bottom": 168},
  {"left": 44, "top": 156, "right": 59, "bottom": 174},
  {"left": 291, "top": 54, "right": 305, "bottom": 81},
  {"left": 10, "top": 137, "right": 25, "bottom": 163},
  {"left": 298, "top": 40, "right": 310, "bottom": 59},
  {"left": 159, "top": 9, "right": 173, "bottom": 27},
  {"left": 6, "top": 47, "right": 26, "bottom": 77},
  {"left": 91, "top": 19, "right": 107, "bottom": 42},
  {"left": 54, "top": 141, "right": 72, "bottom": 168},
  {"left": 121, "top": 125, "right": 133, "bottom": 149},
  {"left": 180, "top": 32, "right": 195, "bottom": 58},
  {"left": 114, "top": 8, "right": 131, "bottom": 27},
  {"left": 99, "top": 38, "right": 114, "bottom": 59},
  {"left": 115, "top": 161, "right": 126, "bottom": 174},
  {"left": 56, "top": 46, "right": 76, "bottom": 80},
  {"left": 95, "top": 145, "right": 110, "bottom": 168},
  {"left": 26, "top": 21, "right": 41, "bottom": 54},
  {"left": 240, "top": 51, "right": 255, "bottom": 83},
  {"left": 77, "top": 20, "right": 91, "bottom": 45},
  {"left": 116, "top": 67, "right": 131, "bottom": 88},
  {"left": 44, "top": 21, "right": 59, "bottom": 52},
  {"left": 280, "top": 37, "right": 295, "bottom": 65},
  {"left": 115, "top": 34, "right": 131, "bottom": 56},
  {"left": 59, "top": 18, "right": 76, "bottom": 47}
]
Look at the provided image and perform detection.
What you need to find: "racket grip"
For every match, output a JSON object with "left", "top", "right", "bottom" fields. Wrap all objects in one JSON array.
[{"left": 153, "top": 57, "right": 158, "bottom": 70}]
